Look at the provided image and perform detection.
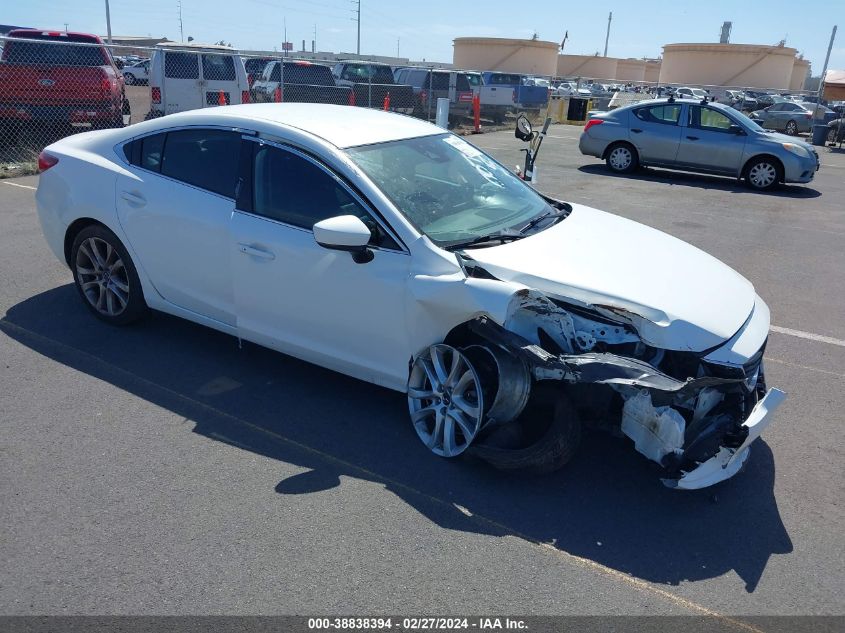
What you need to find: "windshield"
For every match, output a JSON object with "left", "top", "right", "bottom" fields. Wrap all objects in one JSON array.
[{"left": 346, "top": 134, "right": 555, "bottom": 246}]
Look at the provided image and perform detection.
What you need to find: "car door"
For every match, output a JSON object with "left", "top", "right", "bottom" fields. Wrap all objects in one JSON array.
[
  {"left": 162, "top": 51, "right": 202, "bottom": 113},
  {"left": 230, "top": 138, "right": 411, "bottom": 388},
  {"left": 629, "top": 103, "right": 683, "bottom": 165},
  {"left": 675, "top": 105, "right": 747, "bottom": 174},
  {"left": 116, "top": 127, "right": 242, "bottom": 325},
  {"left": 201, "top": 52, "right": 241, "bottom": 105}
]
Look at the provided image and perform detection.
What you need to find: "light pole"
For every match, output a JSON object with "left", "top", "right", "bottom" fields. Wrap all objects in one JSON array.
[
  {"left": 603, "top": 11, "right": 612, "bottom": 57},
  {"left": 104, "top": 0, "right": 113, "bottom": 44}
]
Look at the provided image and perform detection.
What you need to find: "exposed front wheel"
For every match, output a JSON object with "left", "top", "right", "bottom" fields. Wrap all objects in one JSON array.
[
  {"left": 408, "top": 344, "right": 485, "bottom": 458},
  {"left": 71, "top": 224, "right": 148, "bottom": 325},
  {"left": 745, "top": 157, "right": 781, "bottom": 191},
  {"left": 605, "top": 143, "right": 639, "bottom": 173},
  {"left": 784, "top": 120, "right": 798, "bottom": 136}
]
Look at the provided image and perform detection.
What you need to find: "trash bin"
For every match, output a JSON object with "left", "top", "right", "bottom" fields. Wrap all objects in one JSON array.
[
  {"left": 567, "top": 97, "right": 589, "bottom": 122},
  {"left": 812, "top": 124, "right": 829, "bottom": 146}
]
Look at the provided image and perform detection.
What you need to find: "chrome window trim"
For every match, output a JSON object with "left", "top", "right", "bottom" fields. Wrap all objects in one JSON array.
[
  {"left": 113, "top": 124, "right": 257, "bottom": 201},
  {"left": 243, "top": 135, "right": 409, "bottom": 255}
]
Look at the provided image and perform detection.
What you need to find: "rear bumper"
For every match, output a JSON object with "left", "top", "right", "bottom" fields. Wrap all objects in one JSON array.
[
  {"left": 0, "top": 101, "right": 119, "bottom": 124},
  {"left": 578, "top": 133, "right": 605, "bottom": 158}
]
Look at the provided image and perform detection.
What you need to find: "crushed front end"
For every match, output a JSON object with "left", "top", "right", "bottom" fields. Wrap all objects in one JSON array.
[{"left": 463, "top": 288, "right": 785, "bottom": 490}]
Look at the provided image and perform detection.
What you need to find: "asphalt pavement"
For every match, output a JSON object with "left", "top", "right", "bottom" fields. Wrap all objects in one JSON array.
[{"left": 0, "top": 128, "right": 843, "bottom": 625}]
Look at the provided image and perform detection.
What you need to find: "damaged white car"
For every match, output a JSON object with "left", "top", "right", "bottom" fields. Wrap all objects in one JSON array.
[{"left": 35, "top": 103, "right": 784, "bottom": 489}]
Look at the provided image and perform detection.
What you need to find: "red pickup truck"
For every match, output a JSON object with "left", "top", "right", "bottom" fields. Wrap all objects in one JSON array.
[{"left": 0, "top": 30, "right": 129, "bottom": 138}]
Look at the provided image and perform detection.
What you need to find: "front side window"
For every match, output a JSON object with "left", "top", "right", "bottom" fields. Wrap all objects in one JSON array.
[
  {"left": 252, "top": 145, "right": 374, "bottom": 236},
  {"left": 164, "top": 52, "right": 199, "bottom": 79},
  {"left": 690, "top": 106, "right": 735, "bottom": 131},
  {"left": 346, "top": 134, "right": 554, "bottom": 246},
  {"left": 202, "top": 54, "right": 236, "bottom": 81},
  {"left": 160, "top": 129, "right": 241, "bottom": 197}
]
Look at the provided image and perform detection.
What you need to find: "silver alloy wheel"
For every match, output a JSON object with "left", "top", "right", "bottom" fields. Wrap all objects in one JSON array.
[
  {"left": 828, "top": 128, "right": 837, "bottom": 144},
  {"left": 75, "top": 236, "right": 130, "bottom": 316},
  {"left": 608, "top": 146, "right": 632, "bottom": 171},
  {"left": 748, "top": 162, "right": 777, "bottom": 189},
  {"left": 785, "top": 120, "right": 797, "bottom": 135},
  {"left": 407, "top": 344, "right": 484, "bottom": 458}
]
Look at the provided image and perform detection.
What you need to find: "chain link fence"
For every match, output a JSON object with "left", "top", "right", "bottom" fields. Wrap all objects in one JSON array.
[{"left": 3, "top": 32, "right": 843, "bottom": 177}]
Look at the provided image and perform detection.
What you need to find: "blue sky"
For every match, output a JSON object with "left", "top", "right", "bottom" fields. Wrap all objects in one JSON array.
[{"left": 5, "top": 1, "right": 843, "bottom": 72}]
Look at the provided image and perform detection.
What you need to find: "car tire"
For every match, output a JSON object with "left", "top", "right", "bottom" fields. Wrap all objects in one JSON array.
[
  {"left": 785, "top": 120, "right": 798, "bottom": 136},
  {"left": 70, "top": 224, "right": 148, "bottom": 325},
  {"left": 744, "top": 156, "right": 782, "bottom": 191},
  {"left": 124, "top": 73, "right": 135, "bottom": 85},
  {"left": 605, "top": 142, "right": 639, "bottom": 174},
  {"left": 828, "top": 128, "right": 838, "bottom": 145},
  {"left": 468, "top": 392, "right": 581, "bottom": 474}
]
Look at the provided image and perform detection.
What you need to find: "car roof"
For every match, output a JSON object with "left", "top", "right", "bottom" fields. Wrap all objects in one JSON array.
[
  {"left": 623, "top": 98, "right": 732, "bottom": 110},
  {"left": 157, "top": 103, "right": 443, "bottom": 149}
]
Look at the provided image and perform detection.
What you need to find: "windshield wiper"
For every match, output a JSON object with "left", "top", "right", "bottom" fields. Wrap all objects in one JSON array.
[
  {"left": 519, "top": 207, "right": 568, "bottom": 234},
  {"left": 444, "top": 230, "right": 525, "bottom": 251}
]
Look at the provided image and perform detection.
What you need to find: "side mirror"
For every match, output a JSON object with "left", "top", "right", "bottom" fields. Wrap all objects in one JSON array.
[
  {"left": 515, "top": 114, "right": 533, "bottom": 141},
  {"left": 729, "top": 124, "right": 745, "bottom": 135},
  {"left": 313, "top": 215, "right": 374, "bottom": 264}
]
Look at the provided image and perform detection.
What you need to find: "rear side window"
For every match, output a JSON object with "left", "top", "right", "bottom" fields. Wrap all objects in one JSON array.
[
  {"left": 4, "top": 41, "right": 107, "bottom": 66},
  {"left": 123, "top": 133, "right": 167, "bottom": 172},
  {"left": 456, "top": 74, "right": 471, "bottom": 91},
  {"left": 488, "top": 74, "right": 521, "bottom": 85},
  {"left": 164, "top": 52, "right": 199, "bottom": 79},
  {"left": 160, "top": 129, "right": 241, "bottom": 197},
  {"left": 634, "top": 105, "right": 682, "bottom": 125},
  {"left": 427, "top": 73, "right": 449, "bottom": 90},
  {"left": 202, "top": 54, "right": 236, "bottom": 81}
]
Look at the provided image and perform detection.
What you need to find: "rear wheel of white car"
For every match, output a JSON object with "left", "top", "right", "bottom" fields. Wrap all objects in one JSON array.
[
  {"left": 71, "top": 224, "right": 148, "bottom": 325},
  {"left": 408, "top": 344, "right": 485, "bottom": 458},
  {"left": 605, "top": 142, "right": 638, "bottom": 174},
  {"left": 124, "top": 73, "right": 135, "bottom": 85},
  {"left": 745, "top": 157, "right": 781, "bottom": 191},
  {"left": 828, "top": 128, "right": 838, "bottom": 145},
  {"left": 784, "top": 120, "right": 798, "bottom": 135}
]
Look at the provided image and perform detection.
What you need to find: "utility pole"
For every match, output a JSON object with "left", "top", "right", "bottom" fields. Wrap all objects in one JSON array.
[
  {"left": 354, "top": 0, "right": 361, "bottom": 55},
  {"left": 104, "top": 0, "right": 113, "bottom": 44},
  {"left": 314, "top": 24, "right": 317, "bottom": 52},
  {"left": 64, "top": 22, "right": 69, "bottom": 32},
  {"left": 603, "top": 11, "right": 612, "bottom": 57},
  {"left": 816, "top": 26, "right": 838, "bottom": 108},
  {"left": 284, "top": 17, "right": 287, "bottom": 58},
  {"left": 397, "top": 37, "right": 400, "bottom": 58},
  {"left": 177, "top": 0, "right": 184, "bottom": 43}
]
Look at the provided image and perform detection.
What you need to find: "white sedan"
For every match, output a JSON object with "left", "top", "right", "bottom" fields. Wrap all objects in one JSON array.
[{"left": 35, "top": 103, "right": 784, "bottom": 489}]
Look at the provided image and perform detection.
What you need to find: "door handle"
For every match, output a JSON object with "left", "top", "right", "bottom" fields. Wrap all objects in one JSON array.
[
  {"left": 238, "top": 243, "right": 275, "bottom": 260},
  {"left": 120, "top": 191, "right": 146, "bottom": 206},
  {"left": 686, "top": 135, "right": 700, "bottom": 141},
  {"left": 631, "top": 128, "right": 642, "bottom": 133}
]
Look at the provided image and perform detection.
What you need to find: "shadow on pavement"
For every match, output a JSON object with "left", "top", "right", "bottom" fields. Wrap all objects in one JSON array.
[
  {"left": 1, "top": 284, "right": 793, "bottom": 592},
  {"left": 577, "top": 164, "right": 822, "bottom": 199}
]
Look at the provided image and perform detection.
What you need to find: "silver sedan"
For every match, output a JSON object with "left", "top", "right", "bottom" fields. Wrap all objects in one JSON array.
[{"left": 579, "top": 98, "right": 819, "bottom": 190}]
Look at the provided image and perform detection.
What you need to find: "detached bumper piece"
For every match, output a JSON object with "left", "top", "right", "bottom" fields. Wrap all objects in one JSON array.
[{"left": 467, "top": 316, "right": 785, "bottom": 490}]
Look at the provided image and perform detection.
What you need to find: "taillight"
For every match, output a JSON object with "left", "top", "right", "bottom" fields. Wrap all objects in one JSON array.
[
  {"left": 151, "top": 87, "right": 161, "bottom": 104},
  {"left": 584, "top": 119, "right": 604, "bottom": 133},
  {"left": 38, "top": 151, "right": 58, "bottom": 172},
  {"left": 242, "top": 90, "right": 250, "bottom": 103},
  {"left": 101, "top": 75, "right": 112, "bottom": 96}
]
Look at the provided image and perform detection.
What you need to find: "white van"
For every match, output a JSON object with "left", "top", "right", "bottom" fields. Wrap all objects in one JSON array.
[{"left": 149, "top": 43, "right": 250, "bottom": 116}]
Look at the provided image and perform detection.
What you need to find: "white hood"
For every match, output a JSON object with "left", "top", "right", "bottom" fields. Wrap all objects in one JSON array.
[{"left": 467, "top": 204, "right": 755, "bottom": 352}]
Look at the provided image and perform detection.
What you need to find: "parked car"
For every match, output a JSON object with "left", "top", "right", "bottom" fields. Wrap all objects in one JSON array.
[
  {"left": 242, "top": 56, "right": 274, "bottom": 89},
  {"left": 554, "top": 82, "right": 591, "bottom": 98},
  {"left": 252, "top": 60, "right": 350, "bottom": 105},
  {"left": 331, "top": 61, "right": 414, "bottom": 114},
  {"left": 579, "top": 98, "right": 819, "bottom": 190},
  {"left": 481, "top": 72, "right": 548, "bottom": 111},
  {"left": 0, "top": 29, "right": 129, "bottom": 136},
  {"left": 35, "top": 102, "right": 783, "bottom": 490},
  {"left": 675, "top": 86, "right": 708, "bottom": 100},
  {"left": 149, "top": 42, "right": 250, "bottom": 116},
  {"left": 750, "top": 101, "right": 818, "bottom": 135},
  {"left": 122, "top": 59, "right": 150, "bottom": 85},
  {"left": 393, "top": 68, "right": 476, "bottom": 122}
]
